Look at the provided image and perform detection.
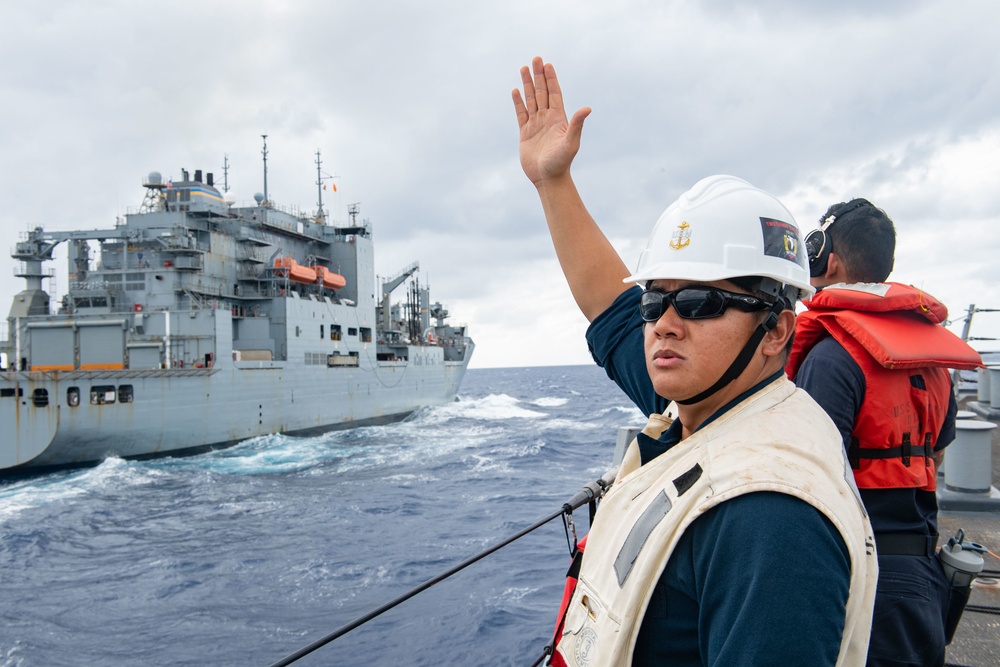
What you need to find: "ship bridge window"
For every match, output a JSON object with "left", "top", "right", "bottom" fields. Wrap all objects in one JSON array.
[
  {"left": 90, "top": 385, "right": 117, "bottom": 405},
  {"left": 348, "top": 327, "right": 358, "bottom": 337},
  {"left": 67, "top": 387, "right": 80, "bottom": 407},
  {"left": 360, "top": 327, "right": 372, "bottom": 343},
  {"left": 320, "top": 324, "right": 324, "bottom": 339},
  {"left": 1, "top": 388, "right": 23, "bottom": 398},
  {"left": 32, "top": 389, "right": 49, "bottom": 407},
  {"left": 75, "top": 296, "right": 109, "bottom": 309},
  {"left": 330, "top": 325, "right": 342, "bottom": 341},
  {"left": 118, "top": 385, "right": 133, "bottom": 403}
]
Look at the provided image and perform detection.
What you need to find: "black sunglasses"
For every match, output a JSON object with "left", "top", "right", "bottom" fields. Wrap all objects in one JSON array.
[{"left": 639, "top": 287, "right": 774, "bottom": 322}]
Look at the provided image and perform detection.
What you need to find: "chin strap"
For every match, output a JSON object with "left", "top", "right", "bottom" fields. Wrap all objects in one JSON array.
[{"left": 673, "top": 301, "right": 784, "bottom": 406}]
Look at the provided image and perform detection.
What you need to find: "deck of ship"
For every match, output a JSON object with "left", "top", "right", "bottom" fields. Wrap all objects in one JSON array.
[{"left": 940, "top": 396, "right": 1000, "bottom": 667}]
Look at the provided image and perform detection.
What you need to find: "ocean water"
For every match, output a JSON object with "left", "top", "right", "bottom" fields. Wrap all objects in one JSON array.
[{"left": 0, "top": 365, "right": 641, "bottom": 667}]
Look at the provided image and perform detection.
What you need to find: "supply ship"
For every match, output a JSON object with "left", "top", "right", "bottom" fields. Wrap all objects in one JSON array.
[{"left": 0, "top": 146, "right": 473, "bottom": 473}]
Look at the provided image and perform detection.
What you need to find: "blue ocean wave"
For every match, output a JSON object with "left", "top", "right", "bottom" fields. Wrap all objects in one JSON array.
[{"left": 0, "top": 365, "right": 632, "bottom": 666}]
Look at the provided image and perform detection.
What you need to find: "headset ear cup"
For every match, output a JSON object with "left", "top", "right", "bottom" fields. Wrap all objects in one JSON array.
[
  {"left": 805, "top": 229, "right": 830, "bottom": 277},
  {"left": 807, "top": 198, "right": 871, "bottom": 277},
  {"left": 810, "top": 241, "right": 830, "bottom": 277}
]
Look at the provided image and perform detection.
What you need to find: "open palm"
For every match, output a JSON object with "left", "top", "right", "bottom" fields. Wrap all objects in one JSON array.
[{"left": 512, "top": 57, "right": 591, "bottom": 185}]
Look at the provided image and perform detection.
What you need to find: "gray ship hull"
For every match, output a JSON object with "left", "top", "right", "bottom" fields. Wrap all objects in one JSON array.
[
  {"left": 1, "top": 351, "right": 469, "bottom": 470},
  {"left": 0, "top": 154, "right": 474, "bottom": 473}
]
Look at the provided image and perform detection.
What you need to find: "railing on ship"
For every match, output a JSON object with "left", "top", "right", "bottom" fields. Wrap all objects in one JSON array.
[
  {"left": 123, "top": 199, "right": 370, "bottom": 236},
  {"left": 952, "top": 304, "right": 999, "bottom": 394}
]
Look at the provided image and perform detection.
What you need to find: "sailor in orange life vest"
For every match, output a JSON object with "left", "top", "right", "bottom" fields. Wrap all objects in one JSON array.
[
  {"left": 787, "top": 200, "right": 983, "bottom": 667},
  {"left": 513, "top": 56, "right": 877, "bottom": 667}
]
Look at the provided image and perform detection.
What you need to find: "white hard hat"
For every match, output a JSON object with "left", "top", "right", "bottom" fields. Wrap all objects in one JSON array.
[{"left": 625, "top": 175, "right": 815, "bottom": 302}]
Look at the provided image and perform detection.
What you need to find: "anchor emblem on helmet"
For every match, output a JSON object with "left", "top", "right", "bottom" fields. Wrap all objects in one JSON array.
[{"left": 669, "top": 221, "right": 692, "bottom": 250}]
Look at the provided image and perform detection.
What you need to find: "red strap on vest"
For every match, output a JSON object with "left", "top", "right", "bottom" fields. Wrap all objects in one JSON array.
[{"left": 548, "top": 534, "right": 587, "bottom": 666}]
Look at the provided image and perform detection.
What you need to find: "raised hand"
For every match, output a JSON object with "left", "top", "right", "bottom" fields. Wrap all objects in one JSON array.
[{"left": 512, "top": 57, "right": 592, "bottom": 187}]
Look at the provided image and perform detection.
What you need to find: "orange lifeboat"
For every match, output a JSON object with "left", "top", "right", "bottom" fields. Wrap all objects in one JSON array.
[
  {"left": 313, "top": 266, "right": 347, "bottom": 291},
  {"left": 273, "top": 258, "right": 317, "bottom": 285}
]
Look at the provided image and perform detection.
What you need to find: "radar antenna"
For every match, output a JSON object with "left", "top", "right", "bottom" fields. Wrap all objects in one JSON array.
[{"left": 139, "top": 171, "right": 167, "bottom": 213}]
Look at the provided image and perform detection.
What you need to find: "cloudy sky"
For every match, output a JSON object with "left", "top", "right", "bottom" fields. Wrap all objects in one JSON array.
[{"left": 1, "top": 1, "right": 998, "bottom": 369}]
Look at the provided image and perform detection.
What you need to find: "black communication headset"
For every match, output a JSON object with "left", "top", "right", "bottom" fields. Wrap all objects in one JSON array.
[{"left": 805, "top": 199, "right": 874, "bottom": 277}]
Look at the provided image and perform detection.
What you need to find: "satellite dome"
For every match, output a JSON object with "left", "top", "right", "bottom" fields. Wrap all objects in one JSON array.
[
  {"left": 224, "top": 190, "right": 237, "bottom": 205},
  {"left": 145, "top": 171, "right": 163, "bottom": 186},
  {"left": 254, "top": 192, "right": 265, "bottom": 204}
]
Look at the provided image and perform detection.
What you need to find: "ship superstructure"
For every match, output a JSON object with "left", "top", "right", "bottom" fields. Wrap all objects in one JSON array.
[{"left": 0, "top": 150, "right": 473, "bottom": 472}]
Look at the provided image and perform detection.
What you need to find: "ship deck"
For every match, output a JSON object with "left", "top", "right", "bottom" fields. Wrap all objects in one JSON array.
[{"left": 939, "top": 395, "right": 1000, "bottom": 667}]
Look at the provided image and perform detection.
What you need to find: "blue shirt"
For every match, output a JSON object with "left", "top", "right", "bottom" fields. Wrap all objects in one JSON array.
[{"left": 585, "top": 287, "right": 850, "bottom": 666}]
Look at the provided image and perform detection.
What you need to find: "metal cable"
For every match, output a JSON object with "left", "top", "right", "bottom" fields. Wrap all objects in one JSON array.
[{"left": 266, "top": 469, "right": 617, "bottom": 667}]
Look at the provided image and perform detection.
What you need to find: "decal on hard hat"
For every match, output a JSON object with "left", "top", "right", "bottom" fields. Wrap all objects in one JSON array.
[{"left": 759, "top": 217, "right": 806, "bottom": 267}]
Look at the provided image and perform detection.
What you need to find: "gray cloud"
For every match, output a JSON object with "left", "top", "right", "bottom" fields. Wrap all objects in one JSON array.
[{"left": 1, "top": 0, "right": 998, "bottom": 368}]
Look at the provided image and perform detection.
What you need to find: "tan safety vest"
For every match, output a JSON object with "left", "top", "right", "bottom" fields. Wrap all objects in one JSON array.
[{"left": 554, "top": 377, "right": 878, "bottom": 666}]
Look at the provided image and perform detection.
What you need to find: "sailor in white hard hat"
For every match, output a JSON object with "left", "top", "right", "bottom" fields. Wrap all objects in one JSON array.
[{"left": 513, "top": 56, "right": 878, "bottom": 667}]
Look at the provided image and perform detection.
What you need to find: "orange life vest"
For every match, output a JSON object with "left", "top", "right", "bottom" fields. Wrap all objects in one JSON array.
[{"left": 787, "top": 283, "right": 982, "bottom": 491}]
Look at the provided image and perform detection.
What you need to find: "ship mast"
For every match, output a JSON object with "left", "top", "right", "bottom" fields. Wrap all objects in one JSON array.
[
  {"left": 315, "top": 149, "right": 338, "bottom": 223},
  {"left": 315, "top": 150, "right": 325, "bottom": 222},
  {"left": 261, "top": 134, "right": 269, "bottom": 205},
  {"left": 222, "top": 154, "right": 230, "bottom": 193}
]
